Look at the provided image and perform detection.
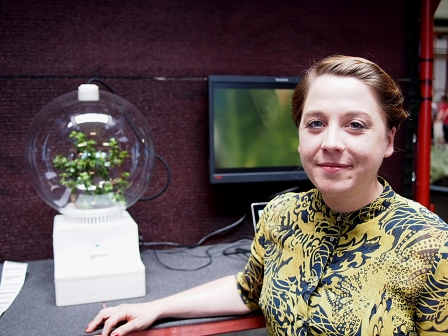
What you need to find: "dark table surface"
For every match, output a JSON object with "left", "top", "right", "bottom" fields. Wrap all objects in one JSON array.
[{"left": 0, "top": 242, "right": 253, "bottom": 336}]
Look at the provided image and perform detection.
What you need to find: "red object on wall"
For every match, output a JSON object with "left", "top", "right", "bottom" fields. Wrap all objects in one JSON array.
[{"left": 416, "top": 0, "right": 440, "bottom": 207}]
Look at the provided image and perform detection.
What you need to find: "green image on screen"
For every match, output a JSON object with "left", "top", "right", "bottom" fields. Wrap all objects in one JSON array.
[{"left": 213, "top": 88, "right": 301, "bottom": 170}]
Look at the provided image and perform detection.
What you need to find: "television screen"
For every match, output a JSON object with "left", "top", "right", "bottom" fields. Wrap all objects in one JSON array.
[{"left": 208, "top": 75, "right": 309, "bottom": 184}]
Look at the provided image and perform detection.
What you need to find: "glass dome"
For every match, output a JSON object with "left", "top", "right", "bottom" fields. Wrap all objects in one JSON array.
[{"left": 25, "top": 84, "right": 156, "bottom": 213}]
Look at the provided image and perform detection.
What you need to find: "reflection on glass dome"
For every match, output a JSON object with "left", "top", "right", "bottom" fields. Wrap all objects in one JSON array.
[{"left": 25, "top": 84, "right": 156, "bottom": 213}]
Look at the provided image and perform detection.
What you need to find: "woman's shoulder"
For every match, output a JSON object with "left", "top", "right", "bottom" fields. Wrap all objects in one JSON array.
[{"left": 391, "top": 193, "right": 448, "bottom": 231}]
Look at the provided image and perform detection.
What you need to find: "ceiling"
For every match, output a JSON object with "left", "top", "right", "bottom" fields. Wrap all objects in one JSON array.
[
  {"left": 435, "top": 0, "right": 448, "bottom": 19},
  {"left": 435, "top": 0, "right": 448, "bottom": 32}
]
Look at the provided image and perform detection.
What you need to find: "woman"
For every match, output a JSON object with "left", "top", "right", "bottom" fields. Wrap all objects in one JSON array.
[
  {"left": 86, "top": 55, "right": 448, "bottom": 335},
  {"left": 435, "top": 95, "right": 448, "bottom": 143}
]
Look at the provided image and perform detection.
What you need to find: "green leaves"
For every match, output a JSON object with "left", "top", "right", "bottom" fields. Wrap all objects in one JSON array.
[{"left": 53, "top": 130, "right": 130, "bottom": 205}]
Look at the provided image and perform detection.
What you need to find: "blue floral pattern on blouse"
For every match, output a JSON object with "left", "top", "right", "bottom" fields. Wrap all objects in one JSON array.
[{"left": 236, "top": 179, "right": 448, "bottom": 335}]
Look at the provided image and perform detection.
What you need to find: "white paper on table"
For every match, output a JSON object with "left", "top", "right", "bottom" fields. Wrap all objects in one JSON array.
[{"left": 0, "top": 261, "right": 28, "bottom": 317}]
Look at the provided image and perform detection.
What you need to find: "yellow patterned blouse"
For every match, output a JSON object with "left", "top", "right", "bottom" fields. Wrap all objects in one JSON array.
[{"left": 236, "top": 179, "right": 448, "bottom": 335}]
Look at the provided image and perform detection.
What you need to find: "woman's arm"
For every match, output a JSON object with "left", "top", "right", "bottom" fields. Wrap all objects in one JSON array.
[
  {"left": 85, "top": 275, "right": 252, "bottom": 336},
  {"left": 435, "top": 108, "right": 448, "bottom": 122}
]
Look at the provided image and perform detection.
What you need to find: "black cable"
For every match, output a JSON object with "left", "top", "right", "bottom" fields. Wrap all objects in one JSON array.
[
  {"left": 152, "top": 245, "right": 214, "bottom": 272},
  {"left": 86, "top": 77, "right": 171, "bottom": 201},
  {"left": 151, "top": 239, "right": 252, "bottom": 272},
  {"left": 138, "top": 153, "right": 171, "bottom": 201},
  {"left": 222, "top": 247, "right": 251, "bottom": 257},
  {"left": 139, "top": 184, "right": 299, "bottom": 252},
  {"left": 87, "top": 78, "right": 116, "bottom": 94},
  {"left": 140, "top": 213, "right": 247, "bottom": 251},
  {"left": 193, "top": 214, "right": 247, "bottom": 247}
]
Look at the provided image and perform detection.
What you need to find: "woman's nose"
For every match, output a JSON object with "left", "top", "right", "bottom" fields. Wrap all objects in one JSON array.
[{"left": 321, "top": 127, "right": 344, "bottom": 152}]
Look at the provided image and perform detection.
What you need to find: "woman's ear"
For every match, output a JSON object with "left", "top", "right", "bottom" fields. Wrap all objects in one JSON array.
[{"left": 384, "top": 127, "right": 397, "bottom": 158}]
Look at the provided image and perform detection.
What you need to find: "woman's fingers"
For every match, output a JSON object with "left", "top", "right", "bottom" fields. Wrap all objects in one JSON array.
[
  {"left": 85, "top": 306, "right": 122, "bottom": 334},
  {"left": 85, "top": 303, "right": 155, "bottom": 336},
  {"left": 100, "top": 306, "right": 129, "bottom": 336},
  {"left": 108, "top": 318, "right": 141, "bottom": 336},
  {"left": 107, "top": 303, "right": 156, "bottom": 336}
]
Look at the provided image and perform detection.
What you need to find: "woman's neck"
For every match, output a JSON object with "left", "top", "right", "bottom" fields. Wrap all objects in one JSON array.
[{"left": 321, "top": 179, "right": 384, "bottom": 214}]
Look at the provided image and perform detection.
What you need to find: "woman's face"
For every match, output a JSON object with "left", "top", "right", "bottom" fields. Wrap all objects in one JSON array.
[{"left": 298, "top": 74, "right": 396, "bottom": 211}]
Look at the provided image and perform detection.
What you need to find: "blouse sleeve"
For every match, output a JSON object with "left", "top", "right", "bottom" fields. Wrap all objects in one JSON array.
[
  {"left": 235, "top": 200, "right": 272, "bottom": 311},
  {"left": 415, "top": 237, "right": 448, "bottom": 334}
]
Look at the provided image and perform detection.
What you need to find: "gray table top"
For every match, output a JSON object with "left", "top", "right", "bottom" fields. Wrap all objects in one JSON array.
[{"left": 0, "top": 242, "right": 253, "bottom": 336}]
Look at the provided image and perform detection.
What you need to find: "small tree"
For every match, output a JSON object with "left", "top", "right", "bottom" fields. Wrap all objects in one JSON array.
[{"left": 53, "top": 130, "right": 130, "bottom": 205}]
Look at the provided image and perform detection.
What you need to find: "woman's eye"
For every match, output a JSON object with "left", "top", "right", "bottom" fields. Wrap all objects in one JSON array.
[
  {"left": 306, "top": 120, "right": 324, "bottom": 129},
  {"left": 349, "top": 121, "right": 365, "bottom": 130}
]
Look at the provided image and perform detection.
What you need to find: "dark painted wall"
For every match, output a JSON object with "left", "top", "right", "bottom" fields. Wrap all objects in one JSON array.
[{"left": 0, "top": 0, "right": 417, "bottom": 262}]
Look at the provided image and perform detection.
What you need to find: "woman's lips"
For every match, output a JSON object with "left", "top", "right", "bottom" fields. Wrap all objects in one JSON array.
[{"left": 318, "top": 163, "right": 350, "bottom": 173}]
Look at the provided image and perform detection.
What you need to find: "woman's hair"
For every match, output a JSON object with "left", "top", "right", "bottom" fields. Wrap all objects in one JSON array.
[{"left": 291, "top": 55, "right": 409, "bottom": 130}]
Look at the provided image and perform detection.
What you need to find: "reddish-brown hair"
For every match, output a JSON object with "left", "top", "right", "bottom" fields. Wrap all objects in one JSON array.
[{"left": 291, "top": 55, "right": 409, "bottom": 130}]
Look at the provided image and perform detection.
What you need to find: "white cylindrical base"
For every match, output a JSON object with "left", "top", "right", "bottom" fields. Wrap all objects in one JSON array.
[{"left": 53, "top": 211, "right": 146, "bottom": 306}]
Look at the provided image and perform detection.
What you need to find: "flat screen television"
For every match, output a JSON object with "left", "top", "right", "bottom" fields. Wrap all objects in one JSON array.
[{"left": 208, "top": 75, "right": 309, "bottom": 184}]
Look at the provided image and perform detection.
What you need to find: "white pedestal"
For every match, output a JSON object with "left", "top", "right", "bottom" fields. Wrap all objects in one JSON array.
[{"left": 53, "top": 209, "right": 146, "bottom": 306}]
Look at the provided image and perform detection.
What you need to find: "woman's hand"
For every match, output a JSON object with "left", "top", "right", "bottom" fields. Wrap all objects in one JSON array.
[
  {"left": 85, "top": 275, "right": 251, "bottom": 336},
  {"left": 85, "top": 302, "right": 157, "bottom": 336}
]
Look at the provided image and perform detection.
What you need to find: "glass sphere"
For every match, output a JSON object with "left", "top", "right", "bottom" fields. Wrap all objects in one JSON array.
[{"left": 25, "top": 84, "right": 156, "bottom": 213}]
